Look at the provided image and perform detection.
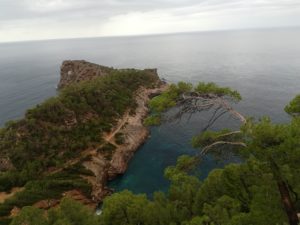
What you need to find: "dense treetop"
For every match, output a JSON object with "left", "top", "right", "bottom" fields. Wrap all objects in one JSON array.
[{"left": 285, "top": 94, "right": 300, "bottom": 116}]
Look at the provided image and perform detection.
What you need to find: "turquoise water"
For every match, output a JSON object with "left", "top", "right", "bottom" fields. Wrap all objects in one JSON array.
[
  {"left": 109, "top": 111, "right": 241, "bottom": 195},
  {"left": 1, "top": 27, "right": 300, "bottom": 195}
]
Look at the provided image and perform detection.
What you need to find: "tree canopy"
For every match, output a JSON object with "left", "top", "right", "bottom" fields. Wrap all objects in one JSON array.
[
  {"left": 5, "top": 81, "right": 300, "bottom": 225},
  {"left": 285, "top": 94, "right": 300, "bottom": 116},
  {"left": 145, "top": 81, "right": 243, "bottom": 126}
]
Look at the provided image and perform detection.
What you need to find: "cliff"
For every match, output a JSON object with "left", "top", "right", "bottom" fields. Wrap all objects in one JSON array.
[
  {"left": 58, "top": 60, "right": 158, "bottom": 89},
  {"left": 0, "top": 60, "right": 167, "bottom": 221},
  {"left": 58, "top": 60, "right": 114, "bottom": 89}
]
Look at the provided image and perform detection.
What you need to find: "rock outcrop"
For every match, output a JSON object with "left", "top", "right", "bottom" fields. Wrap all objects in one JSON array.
[
  {"left": 58, "top": 60, "right": 159, "bottom": 89},
  {"left": 58, "top": 60, "right": 114, "bottom": 89}
]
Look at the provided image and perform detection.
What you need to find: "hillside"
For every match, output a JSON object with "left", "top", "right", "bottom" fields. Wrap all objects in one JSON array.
[{"left": 0, "top": 61, "right": 166, "bottom": 223}]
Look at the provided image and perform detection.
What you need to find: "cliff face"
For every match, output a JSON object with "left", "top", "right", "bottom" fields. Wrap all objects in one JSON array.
[
  {"left": 58, "top": 60, "right": 159, "bottom": 89},
  {"left": 58, "top": 60, "right": 114, "bottom": 89}
]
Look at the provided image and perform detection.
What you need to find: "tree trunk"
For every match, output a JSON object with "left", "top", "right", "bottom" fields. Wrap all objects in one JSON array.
[
  {"left": 269, "top": 157, "right": 299, "bottom": 225},
  {"left": 276, "top": 180, "right": 299, "bottom": 225}
]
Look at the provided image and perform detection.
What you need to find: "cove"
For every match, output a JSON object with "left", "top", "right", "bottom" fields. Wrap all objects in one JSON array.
[{"left": 109, "top": 109, "right": 241, "bottom": 196}]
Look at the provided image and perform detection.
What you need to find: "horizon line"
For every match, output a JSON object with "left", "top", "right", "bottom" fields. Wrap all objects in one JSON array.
[{"left": 1, "top": 25, "right": 299, "bottom": 45}]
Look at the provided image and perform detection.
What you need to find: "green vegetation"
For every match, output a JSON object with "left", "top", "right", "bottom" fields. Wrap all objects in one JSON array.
[
  {"left": 195, "top": 82, "right": 241, "bottom": 101},
  {"left": 3, "top": 80, "right": 300, "bottom": 225},
  {"left": 0, "top": 164, "right": 92, "bottom": 218},
  {"left": 143, "top": 114, "right": 161, "bottom": 126},
  {"left": 0, "top": 69, "right": 158, "bottom": 173},
  {"left": 10, "top": 154, "right": 296, "bottom": 225},
  {"left": 192, "top": 129, "right": 242, "bottom": 148},
  {"left": 285, "top": 94, "right": 300, "bottom": 116},
  {"left": 193, "top": 118, "right": 300, "bottom": 224},
  {"left": 0, "top": 69, "right": 159, "bottom": 222},
  {"left": 10, "top": 198, "right": 100, "bottom": 225},
  {"left": 145, "top": 81, "right": 241, "bottom": 126}
]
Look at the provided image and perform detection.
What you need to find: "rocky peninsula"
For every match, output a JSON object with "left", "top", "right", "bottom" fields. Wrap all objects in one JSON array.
[
  {"left": 58, "top": 60, "right": 167, "bottom": 202},
  {"left": 0, "top": 60, "right": 167, "bottom": 221}
]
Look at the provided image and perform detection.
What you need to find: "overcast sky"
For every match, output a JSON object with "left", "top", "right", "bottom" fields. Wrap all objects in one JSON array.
[{"left": 1, "top": 0, "right": 300, "bottom": 42}]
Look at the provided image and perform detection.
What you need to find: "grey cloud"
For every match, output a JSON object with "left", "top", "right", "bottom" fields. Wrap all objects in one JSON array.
[
  {"left": 2, "top": 0, "right": 300, "bottom": 21},
  {"left": 0, "top": 0, "right": 200, "bottom": 21},
  {"left": 1, "top": 0, "right": 300, "bottom": 42}
]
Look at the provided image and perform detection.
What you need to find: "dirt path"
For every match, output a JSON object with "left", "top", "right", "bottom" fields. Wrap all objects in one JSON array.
[
  {"left": 103, "top": 111, "right": 129, "bottom": 143},
  {"left": 47, "top": 148, "right": 95, "bottom": 175},
  {"left": 0, "top": 187, "right": 24, "bottom": 203},
  {"left": 45, "top": 85, "right": 169, "bottom": 178},
  {"left": 47, "top": 111, "right": 130, "bottom": 175}
]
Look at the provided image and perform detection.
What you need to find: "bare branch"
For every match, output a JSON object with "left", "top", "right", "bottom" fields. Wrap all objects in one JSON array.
[
  {"left": 201, "top": 141, "right": 247, "bottom": 155},
  {"left": 180, "top": 93, "right": 246, "bottom": 124},
  {"left": 202, "top": 107, "right": 228, "bottom": 132},
  {"left": 163, "top": 92, "right": 246, "bottom": 137},
  {"left": 216, "top": 130, "right": 242, "bottom": 139},
  {"left": 218, "top": 98, "right": 246, "bottom": 124}
]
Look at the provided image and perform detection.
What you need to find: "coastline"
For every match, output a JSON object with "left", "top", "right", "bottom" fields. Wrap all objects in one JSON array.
[
  {"left": 57, "top": 60, "right": 168, "bottom": 203},
  {"left": 0, "top": 60, "right": 168, "bottom": 217},
  {"left": 81, "top": 85, "right": 168, "bottom": 203}
]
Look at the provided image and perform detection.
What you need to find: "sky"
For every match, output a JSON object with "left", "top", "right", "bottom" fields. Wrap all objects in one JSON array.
[{"left": 0, "top": 0, "right": 300, "bottom": 42}]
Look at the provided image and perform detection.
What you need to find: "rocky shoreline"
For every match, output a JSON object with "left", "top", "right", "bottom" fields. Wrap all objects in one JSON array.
[{"left": 82, "top": 85, "right": 167, "bottom": 203}]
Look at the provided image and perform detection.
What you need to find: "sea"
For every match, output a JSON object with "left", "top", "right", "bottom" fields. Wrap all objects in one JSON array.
[{"left": 1, "top": 27, "right": 300, "bottom": 195}]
